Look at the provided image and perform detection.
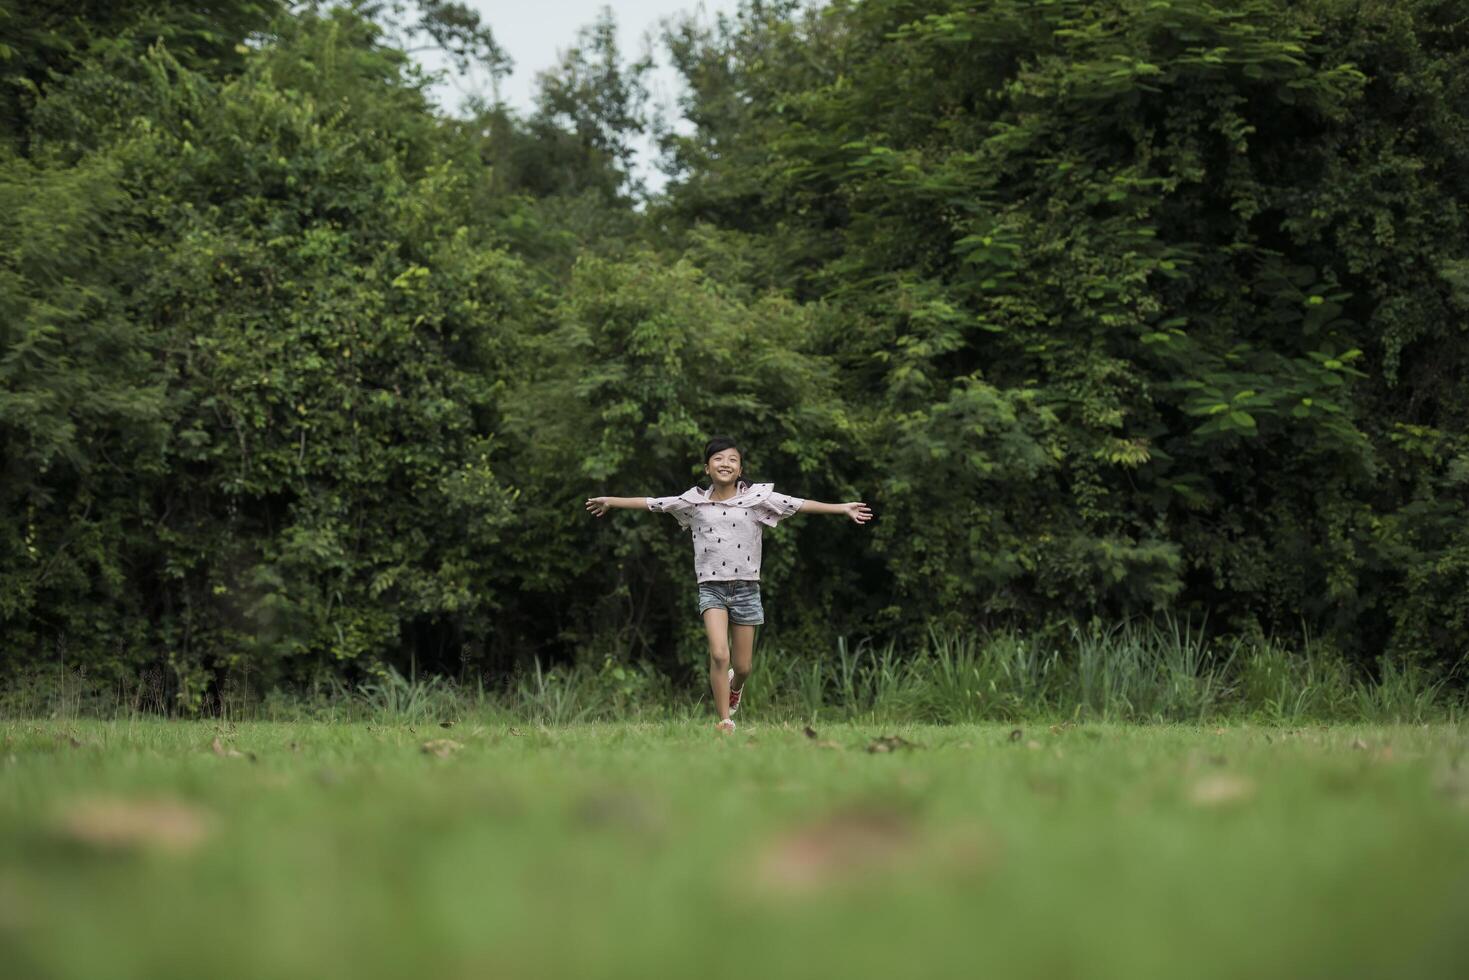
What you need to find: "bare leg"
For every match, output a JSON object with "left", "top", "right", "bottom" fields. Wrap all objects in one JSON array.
[
  {"left": 731, "top": 623, "right": 756, "bottom": 693},
  {"left": 702, "top": 608, "right": 732, "bottom": 722}
]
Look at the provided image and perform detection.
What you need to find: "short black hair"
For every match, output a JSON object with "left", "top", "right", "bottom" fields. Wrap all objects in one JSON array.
[
  {"left": 703, "top": 435, "right": 742, "bottom": 465},
  {"left": 702, "top": 435, "right": 749, "bottom": 486}
]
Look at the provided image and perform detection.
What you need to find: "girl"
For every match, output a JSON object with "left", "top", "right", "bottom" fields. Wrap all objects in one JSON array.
[{"left": 585, "top": 435, "right": 873, "bottom": 733}]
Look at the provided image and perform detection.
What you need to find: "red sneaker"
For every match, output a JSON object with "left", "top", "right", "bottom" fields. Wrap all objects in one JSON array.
[{"left": 727, "top": 667, "right": 743, "bottom": 715}]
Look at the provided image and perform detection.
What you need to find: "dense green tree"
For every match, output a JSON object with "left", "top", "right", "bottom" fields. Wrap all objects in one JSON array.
[
  {"left": 3, "top": 0, "right": 1466, "bottom": 707},
  {"left": 657, "top": 0, "right": 1469, "bottom": 669},
  {"left": 499, "top": 250, "right": 850, "bottom": 665},
  {"left": 2, "top": 7, "right": 536, "bottom": 704},
  {"left": 0, "top": 0, "right": 283, "bottom": 145}
]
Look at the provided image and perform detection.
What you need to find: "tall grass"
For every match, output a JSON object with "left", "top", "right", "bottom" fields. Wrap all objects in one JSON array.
[
  {"left": 2, "top": 617, "right": 1461, "bottom": 725},
  {"left": 713, "top": 616, "right": 1458, "bottom": 725}
]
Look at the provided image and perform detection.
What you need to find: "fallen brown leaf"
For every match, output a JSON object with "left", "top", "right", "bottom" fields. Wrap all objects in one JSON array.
[
  {"left": 210, "top": 737, "right": 243, "bottom": 759},
  {"left": 753, "top": 807, "right": 916, "bottom": 894},
  {"left": 421, "top": 739, "right": 463, "bottom": 758},
  {"left": 1188, "top": 774, "right": 1256, "bottom": 807},
  {"left": 55, "top": 797, "right": 212, "bottom": 854},
  {"left": 866, "top": 734, "right": 922, "bottom": 754}
]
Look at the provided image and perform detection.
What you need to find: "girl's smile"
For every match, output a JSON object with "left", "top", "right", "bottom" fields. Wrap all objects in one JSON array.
[{"left": 706, "top": 449, "right": 742, "bottom": 493}]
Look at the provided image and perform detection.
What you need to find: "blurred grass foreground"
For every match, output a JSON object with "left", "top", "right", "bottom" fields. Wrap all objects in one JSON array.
[{"left": 2, "top": 718, "right": 1466, "bottom": 979}]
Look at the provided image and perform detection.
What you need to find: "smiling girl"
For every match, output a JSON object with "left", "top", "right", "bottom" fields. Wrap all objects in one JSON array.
[{"left": 585, "top": 435, "right": 873, "bottom": 733}]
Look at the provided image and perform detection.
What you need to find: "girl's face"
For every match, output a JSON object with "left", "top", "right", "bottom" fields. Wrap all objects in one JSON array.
[{"left": 705, "top": 449, "right": 742, "bottom": 484}]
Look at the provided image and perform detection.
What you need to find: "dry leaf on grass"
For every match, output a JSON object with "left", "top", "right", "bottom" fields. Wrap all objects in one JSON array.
[
  {"left": 210, "top": 736, "right": 243, "bottom": 759},
  {"left": 421, "top": 739, "right": 463, "bottom": 758},
  {"left": 803, "top": 726, "right": 840, "bottom": 748},
  {"left": 866, "top": 734, "right": 922, "bottom": 754},
  {"left": 753, "top": 807, "right": 916, "bottom": 894},
  {"left": 751, "top": 807, "right": 990, "bottom": 895},
  {"left": 55, "top": 797, "right": 212, "bottom": 855},
  {"left": 1188, "top": 774, "right": 1256, "bottom": 807}
]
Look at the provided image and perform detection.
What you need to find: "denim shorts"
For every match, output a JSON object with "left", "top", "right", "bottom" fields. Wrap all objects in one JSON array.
[{"left": 697, "top": 580, "right": 765, "bottom": 625}]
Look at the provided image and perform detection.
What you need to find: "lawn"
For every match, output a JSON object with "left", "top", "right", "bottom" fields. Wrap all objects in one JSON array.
[{"left": 1, "top": 719, "right": 1466, "bottom": 979}]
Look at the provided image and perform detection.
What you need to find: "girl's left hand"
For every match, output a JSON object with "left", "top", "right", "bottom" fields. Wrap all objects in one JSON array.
[{"left": 842, "top": 501, "right": 874, "bottom": 524}]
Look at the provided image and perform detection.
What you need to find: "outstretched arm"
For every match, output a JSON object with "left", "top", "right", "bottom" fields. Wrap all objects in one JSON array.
[
  {"left": 585, "top": 496, "right": 647, "bottom": 518},
  {"left": 797, "top": 499, "right": 874, "bottom": 524}
]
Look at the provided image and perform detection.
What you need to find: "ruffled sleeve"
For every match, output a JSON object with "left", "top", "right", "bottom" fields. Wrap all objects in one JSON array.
[
  {"left": 647, "top": 489, "right": 701, "bottom": 532},
  {"left": 747, "top": 484, "right": 805, "bottom": 528}
]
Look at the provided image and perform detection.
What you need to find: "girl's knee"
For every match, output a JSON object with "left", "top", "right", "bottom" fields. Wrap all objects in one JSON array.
[{"left": 708, "top": 647, "right": 731, "bottom": 670}]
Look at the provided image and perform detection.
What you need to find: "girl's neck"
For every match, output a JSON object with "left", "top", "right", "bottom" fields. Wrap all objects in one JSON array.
[{"left": 709, "top": 478, "right": 742, "bottom": 501}]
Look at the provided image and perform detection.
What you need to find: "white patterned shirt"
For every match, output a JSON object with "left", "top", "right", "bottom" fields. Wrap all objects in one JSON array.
[{"left": 647, "top": 480, "right": 805, "bottom": 582}]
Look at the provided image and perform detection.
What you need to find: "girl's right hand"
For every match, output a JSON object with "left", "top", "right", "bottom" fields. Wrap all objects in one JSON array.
[{"left": 585, "top": 496, "right": 613, "bottom": 517}]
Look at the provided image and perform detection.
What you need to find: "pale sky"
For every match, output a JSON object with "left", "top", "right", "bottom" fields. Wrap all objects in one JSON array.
[{"left": 409, "top": 1, "right": 750, "bottom": 193}]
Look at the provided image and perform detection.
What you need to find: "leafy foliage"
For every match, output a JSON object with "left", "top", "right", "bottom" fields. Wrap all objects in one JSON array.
[
  {"left": 2, "top": 0, "right": 1466, "bottom": 709},
  {"left": 659, "top": 0, "right": 1469, "bottom": 673}
]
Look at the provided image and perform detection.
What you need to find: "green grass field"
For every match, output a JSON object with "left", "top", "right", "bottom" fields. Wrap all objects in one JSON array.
[{"left": 2, "top": 718, "right": 1466, "bottom": 979}]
